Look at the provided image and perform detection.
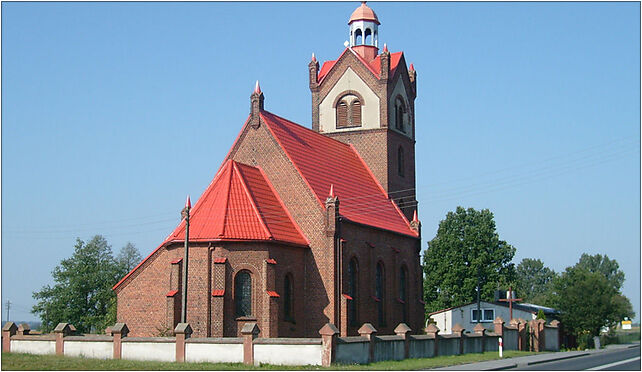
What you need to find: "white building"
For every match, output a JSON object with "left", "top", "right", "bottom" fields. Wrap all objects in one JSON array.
[{"left": 428, "top": 301, "right": 559, "bottom": 335}]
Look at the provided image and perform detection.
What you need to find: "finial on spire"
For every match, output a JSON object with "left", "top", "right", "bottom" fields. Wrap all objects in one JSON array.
[
  {"left": 254, "top": 80, "right": 261, "bottom": 94},
  {"left": 409, "top": 63, "right": 415, "bottom": 71},
  {"left": 329, "top": 184, "right": 335, "bottom": 198},
  {"left": 186, "top": 195, "right": 191, "bottom": 209},
  {"left": 412, "top": 209, "right": 418, "bottom": 222},
  {"left": 311, "top": 52, "right": 317, "bottom": 62},
  {"left": 383, "top": 43, "right": 388, "bottom": 53}
]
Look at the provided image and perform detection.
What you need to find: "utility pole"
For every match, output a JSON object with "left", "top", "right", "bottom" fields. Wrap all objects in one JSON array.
[
  {"left": 5, "top": 300, "right": 11, "bottom": 322},
  {"left": 180, "top": 196, "right": 191, "bottom": 324}
]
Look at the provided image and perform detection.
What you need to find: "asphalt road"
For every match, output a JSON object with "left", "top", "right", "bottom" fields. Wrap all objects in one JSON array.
[{"left": 510, "top": 345, "right": 641, "bottom": 370}]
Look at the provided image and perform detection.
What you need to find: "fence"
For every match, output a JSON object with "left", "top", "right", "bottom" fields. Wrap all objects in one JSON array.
[{"left": 2, "top": 317, "right": 559, "bottom": 366}]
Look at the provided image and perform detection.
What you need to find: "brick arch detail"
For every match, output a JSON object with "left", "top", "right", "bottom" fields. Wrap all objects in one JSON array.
[{"left": 332, "top": 89, "right": 366, "bottom": 108}]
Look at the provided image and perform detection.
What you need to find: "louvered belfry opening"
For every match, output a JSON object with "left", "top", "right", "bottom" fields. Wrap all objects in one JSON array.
[{"left": 336, "top": 94, "right": 362, "bottom": 128}]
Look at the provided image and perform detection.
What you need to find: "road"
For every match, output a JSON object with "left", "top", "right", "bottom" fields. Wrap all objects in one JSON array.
[{"left": 509, "top": 345, "right": 640, "bottom": 370}]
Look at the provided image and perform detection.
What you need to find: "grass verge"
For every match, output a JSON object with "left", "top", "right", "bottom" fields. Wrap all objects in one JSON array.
[{"left": 2, "top": 350, "right": 537, "bottom": 370}]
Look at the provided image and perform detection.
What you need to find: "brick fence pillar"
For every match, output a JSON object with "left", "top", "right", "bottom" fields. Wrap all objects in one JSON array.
[
  {"left": 473, "top": 323, "right": 486, "bottom": 352},
  {"left": 493, "top": 317, "right": 505, "bottom": 337},
  {"left": 394, "top": 323, "right": 412, "bottom": 359},
  {"left": 17, "top": 323, "right": 30, "bottom": 336},
  {"left": 110, "top": 323, "right": 129, "bottom": 360},
  {"left": 425, "top": 324, "right": 440, "bottom": 356},
  {"left": 452, "top": 323, "right": 465, "bottom": 355},
  {"left": 174, "top": 323, "right": 193, "bottom": 363},
  {"left": 358, "top": 323, "right": 377, "bottom": 363},
  {"left": 2, "top": 322, "right": 17, "bottom": 352},
  {"left": 53, "top": 323, "right": 74, "bottom": 356},
  {"left": 319, "top": 323, "right": 339, "bottom": 367},
  {"left": 517, "top": 319, "right": 527, "bottom": 351},
  {"left": 241, "top": 322, "right": 260, "bottom": 365}
]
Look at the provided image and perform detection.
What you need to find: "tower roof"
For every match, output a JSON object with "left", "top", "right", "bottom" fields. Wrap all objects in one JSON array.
[{"left": 349, "top": 2, "right": 380, "bottom": 25}]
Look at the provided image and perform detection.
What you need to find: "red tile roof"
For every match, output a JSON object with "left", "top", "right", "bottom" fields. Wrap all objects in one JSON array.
[
  {"left": 213, "top": 257, "right": 227, "bottom": 264},
  {"left": 266, "top": 258, "right": 277, "bottom": 265},
  {"left": 166, "top": 290, "right": 179, "bottom": 297},
  {"left": 317, "top": 48, "right": 404, "bottom": 83},
  {"left": 266, "top": 290, "right": 280, "bottom": 298},
  {"left": 164, "top": 159, "right": 308, "bottom": 246},
  {"left": 211, "top": 289, "right": 225, "bottom": 297},
  {"left": 260, "top": 111, "right": 417, "bottom": 238}
]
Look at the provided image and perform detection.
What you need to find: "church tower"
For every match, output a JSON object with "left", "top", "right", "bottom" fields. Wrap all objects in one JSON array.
[{"left": 309, "top": 2, "right": 418, "bottom": 221}]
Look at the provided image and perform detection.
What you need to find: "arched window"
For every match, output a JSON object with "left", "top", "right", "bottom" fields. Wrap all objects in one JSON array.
[
  {"left": 376, "top": 262, "right": 385, "bottom": 326},
  {"left": 398, "top": 146, "right": 405, "bottom": 177},
  {"left": 284, "top": 273, "right": 294, "bottom": 322},
  {"left": 235, "top": 271, "right": 252, "bottom": 317},
  {"left": 355, "top": 29, "right": 363, "bottom": 45},
  {"left": 348, "top": 258, "right": 359, "bottom": 326},
  {"left": 400, "top": 266, "right": 408, "bottom": 322},
  {"left": 395, "top": 96, "right": 406, "bottom": 132},
  {"left": 364, "top": 28, "right": 372, "bottom": 45},
  {"left": 336, "top": 94, "right": 362, "bottom": 128}
]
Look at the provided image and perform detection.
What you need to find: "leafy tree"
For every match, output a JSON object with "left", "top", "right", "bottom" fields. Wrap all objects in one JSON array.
[
  {"left": 117, "top": 242, "right": 142, "bottom": 273},
  {"left": 549, "top": 254, "right": 635, "bottom": 338},
  {"left": 575, "top": 253, "right": 625, "bottom": 291},
  {"left": 514, "top": 258, "right": 556, "bottom": 304},
  {"left": 32, "top": 236, "right": 125, "bottom": 333},
  {"left": 536, "top": 309, "right": 546, "bottom": 320},
  {"left": 423, "top": 207, "right": 516, "bottom": 313}
]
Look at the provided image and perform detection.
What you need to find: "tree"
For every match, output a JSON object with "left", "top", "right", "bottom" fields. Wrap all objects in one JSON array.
[
  {"left": 575, "top": 253, "right": 625, "bottom": 291},
  {"left": 117, "top": 242, "right": 142, "bottom": 273},
  {"left": 548, "top": 254, "right": 635, "bottom": 339},
  {"left": 423, "top": 207, "right": 516, "bottom": 313},
  {"left": 514, "top": 258, "right": 556, "bottom": 304},
  {"left": 32, "top": 235, "right": 125, "bottom": 333}
]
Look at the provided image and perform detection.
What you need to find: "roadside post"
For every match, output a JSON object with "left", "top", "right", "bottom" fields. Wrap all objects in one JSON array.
[{"left": 499, "top": 337, "right": 503, "bottom": 358}]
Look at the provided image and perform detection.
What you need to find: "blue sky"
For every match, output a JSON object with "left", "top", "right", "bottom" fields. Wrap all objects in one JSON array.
[{"left": 2, "top": 2, "right": 639, "bottom": 322}]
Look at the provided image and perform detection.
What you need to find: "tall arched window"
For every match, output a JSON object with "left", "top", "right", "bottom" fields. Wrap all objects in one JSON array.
[
  {"left": 376, "top": 262, "right": 385, "bottom": 326},
  {"left": 364, "top": 28, "right": 372, "bottom": 45},
  {"left": 400, "top": 266, "right": 408, "bottom": 323},
  {"left": 284, "top": 273, "right": 294, "bottom": 322},
  {"left": 336, "top": 94, "right": 362, "bottom": 128},
  {"left": 398, "top": 146, "right": 405, "bottom": 177},
  {"left": 395, "top": 96, "right": 406, "bottom": 132},
  {"left": 355, "top": 29, "right": 363, "bottom": 45},
  {"left": 348, "top": 258, "right": 359, "bottom": 326},
  {"left": 235, "top": 271, "right": 252, "bottom": 317}
]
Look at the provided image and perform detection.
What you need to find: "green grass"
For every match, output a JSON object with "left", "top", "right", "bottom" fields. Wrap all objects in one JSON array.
[{"left": 2, "top": 351, "right": 537, "bottom": 370}]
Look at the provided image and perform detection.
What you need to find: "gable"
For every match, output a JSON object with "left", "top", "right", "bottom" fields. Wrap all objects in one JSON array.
[{"left": 319, "top": 67, "right": 380, "bottom": 133}]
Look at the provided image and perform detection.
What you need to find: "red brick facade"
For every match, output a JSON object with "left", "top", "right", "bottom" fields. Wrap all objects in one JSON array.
[{"left": 115, "top": 3, "right": 424, "bottom": 338}]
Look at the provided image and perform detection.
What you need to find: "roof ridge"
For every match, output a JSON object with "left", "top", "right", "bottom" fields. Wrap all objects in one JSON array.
[
  {"left": 256, "top": 165, "right": 310, "bottom": 246},
  {"left": 217, "top": 159, "right": 235, "bottom": 238},
  {"left": 260, "top": 110, "right": 353, "bottom": 150},
  {"left": 232, "top": 161, "right": 273, "bottom": 240}
]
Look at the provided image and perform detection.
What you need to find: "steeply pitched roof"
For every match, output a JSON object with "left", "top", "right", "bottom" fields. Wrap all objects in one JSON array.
[
  {"left": 112, "top": 159, "right": 308, "bottom": 291},
  {"left": 260, "top": 110, "right": 418, "bottom": 238},
  {"left": 317, "top": 48, "right": 404, "bottom": 83},
  {"left": 165, "top": 159, "right": 308, "bottom": 246}
]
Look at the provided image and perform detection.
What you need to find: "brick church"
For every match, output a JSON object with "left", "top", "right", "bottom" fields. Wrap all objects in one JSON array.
[{"left": 114, "top": 2, "right": 425, "bottom": 338}]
